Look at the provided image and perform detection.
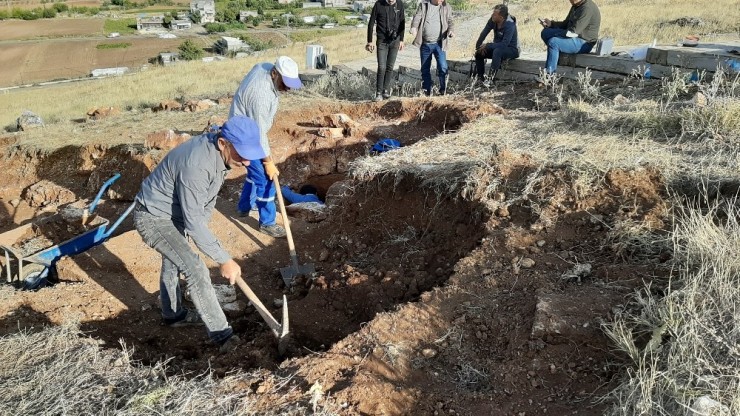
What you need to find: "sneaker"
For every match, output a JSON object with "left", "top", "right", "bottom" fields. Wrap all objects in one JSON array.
[
  {"left": 373, "top": 93, "right": 383, "bottom": 102},
  {"left": 164, "top": 309, "right": 204, "bottom": 327},
  {"left": 219, "top": 335, "right": 241, "bottom": 353},
  {"left": 260, "top": 223, "right": 287, "bottom": 238},
  {"left": 382, "top": 92, "right": 391, "bottom": 100},
  {"left": 237, "top": 207, "right": 258, "bottom": 217}
]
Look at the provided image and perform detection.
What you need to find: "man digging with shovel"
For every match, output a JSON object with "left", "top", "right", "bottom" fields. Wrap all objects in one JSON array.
[
  {"left": 230, "top": 56, "right": 303, "bottom": 238},
  {"left": 133, "top": 115, "right": 265, "bottom": 353}
]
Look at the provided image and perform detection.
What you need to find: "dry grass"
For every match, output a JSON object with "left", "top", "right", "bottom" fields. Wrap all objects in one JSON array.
[
  {"left": 604, "top": 194, "right": 740, "bottom": 415},
  {"left": 0, "top": 321, "right": 341, "bottom": 415},
  {"left": 0, "top": 30, "right": 368, "bottom": 129}
]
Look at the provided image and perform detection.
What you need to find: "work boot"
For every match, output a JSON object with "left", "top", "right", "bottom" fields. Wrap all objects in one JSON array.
[
  {"left": 373, "top": 93, "right": 383, "bottom": 102},
  {"left": 219, "top": 335, "right": 241, "bottom": 353},
  {"left": 164, "top": 309, "right": 204, "bottom": 327},
  {"left": 260, "top": 223, "right": 287, "bottom": 238}
]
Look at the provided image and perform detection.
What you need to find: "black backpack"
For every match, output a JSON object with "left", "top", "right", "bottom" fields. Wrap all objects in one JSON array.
[{"left": 316, "top": 53, "right": 329, "bottom": 70}]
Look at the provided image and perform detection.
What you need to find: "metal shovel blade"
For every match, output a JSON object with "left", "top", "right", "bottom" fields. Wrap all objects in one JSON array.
[
  {"left": 277, "top": 294, "right": 290, "bottom": 355},
  {"left": 280, "top": 262, "right": 315, "bottom": 287},
  {"left": 235, "top": 277, "right": 290, "bottom": 355}
]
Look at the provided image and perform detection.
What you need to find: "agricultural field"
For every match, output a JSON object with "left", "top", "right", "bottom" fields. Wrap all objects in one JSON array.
[
  {"left": 0, "top": 37, "right": 188, "bottom": 86},
  {"left": 0, "top": 17, "right": 104, "bottom": 40}
]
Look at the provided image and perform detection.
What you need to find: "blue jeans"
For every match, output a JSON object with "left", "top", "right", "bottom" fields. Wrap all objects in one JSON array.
[
  {"left": 420, "top": 41, "right": 448, "bottom": 94},
  {"left": 133, "top": 206, "right": 233, "bottom": 344},
  {"left": 475, "top": 44, "right": 519, "bottom": 79},
  {"left": 237, "top": 159, "right": 277, "bottom": 226},
  {"left": 540, "top": 28, "right": 594, "bottom": 74}
]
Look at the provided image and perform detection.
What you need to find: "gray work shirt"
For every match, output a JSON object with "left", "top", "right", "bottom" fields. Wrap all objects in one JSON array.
[
  {"left": 422, "top": 3, "right": 442, "bottom": 43},
  {"left": 229, "top": 62, "right": 278, "bottom": 158},
  {"left": 135, "top": 134, "right": 231, "bottom": 264}
]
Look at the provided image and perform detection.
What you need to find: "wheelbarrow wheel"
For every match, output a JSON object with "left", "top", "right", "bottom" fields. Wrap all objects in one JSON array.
[{"left": 15, "top": 263, "right": 51, "bottom": 291}]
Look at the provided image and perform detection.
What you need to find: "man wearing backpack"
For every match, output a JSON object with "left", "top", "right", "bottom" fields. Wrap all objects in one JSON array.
[
  {"left": 410, "top": 0, "right": 455, "bottom": 96},
  {"left": 366, "top": 0, "right": 406, "bottom": 102}
]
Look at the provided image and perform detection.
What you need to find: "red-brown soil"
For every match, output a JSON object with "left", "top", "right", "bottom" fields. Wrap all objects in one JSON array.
[{"left": 0, "top": 98, "right": 670, "bottom": 415}]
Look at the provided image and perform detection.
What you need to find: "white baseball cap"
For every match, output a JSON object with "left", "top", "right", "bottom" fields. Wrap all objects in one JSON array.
[{"left": 274, "top": 56, "right": 303, "bottom": 90}]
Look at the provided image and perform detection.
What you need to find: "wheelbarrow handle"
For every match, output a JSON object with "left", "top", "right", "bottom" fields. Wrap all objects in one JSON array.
[
  {"left": 88, "top": 173, "right": 121, "bottom": 215},
  {"left": 101, "top": 202, "right": 136, "bottom": 239}
]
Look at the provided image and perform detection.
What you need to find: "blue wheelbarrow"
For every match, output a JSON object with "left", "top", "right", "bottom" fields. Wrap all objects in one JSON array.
[{"left": 0, "top": 174, "right": 135, "bottom": 290}]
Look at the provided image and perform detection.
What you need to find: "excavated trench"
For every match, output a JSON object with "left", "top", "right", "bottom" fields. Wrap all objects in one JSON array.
[{"left": 0, "top": 98, "right": 496, "bottom": 375}]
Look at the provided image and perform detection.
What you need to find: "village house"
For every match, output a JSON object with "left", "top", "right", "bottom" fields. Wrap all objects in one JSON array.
[
  {"left": 171, "top": 20, "right": 192, "bottom": 30},
  {"left": 302, "top": 2, "right": 321, "bottom": 8},
  {"left": 136, "top": 14, "right": 165, "bottom": 31},
  {"left": 176, "top": 11, "right": 189, "bottom": 20},
  {"left": 302, "top": 15, "right": 317, "bottom": 24},
  {"left": 322, "top": 0, "right": 347, "bottom": 7},
  {"left": 239, "top": 10, "right": 258, "bottom": 22},
  {"left": 190, "top": 0, "right": 215, "bottom": 24}
]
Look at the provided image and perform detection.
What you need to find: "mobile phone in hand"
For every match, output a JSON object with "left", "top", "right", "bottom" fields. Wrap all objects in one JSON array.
[{"left": 538, "top": 18, "right": 545, "bottom": 25}]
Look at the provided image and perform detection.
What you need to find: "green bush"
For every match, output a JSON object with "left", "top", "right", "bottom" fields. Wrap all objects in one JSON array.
[
  {"left": 52, "top": 3, "right": 68, "bottom": 12},
  {"left": 0, "top": 10, "right": 9, "bottom": 20},
  {"left": 178, "top": 39, "right": 204, "bottom": 60},
  {"left": 42, "top": 8, "right": 57, "bottom": 18},
  {"left": 96, "top": 42, "right": 132, "bottom": 49},
  {"left": 204, "top": 22, "right": 227, "bottom": 32}
]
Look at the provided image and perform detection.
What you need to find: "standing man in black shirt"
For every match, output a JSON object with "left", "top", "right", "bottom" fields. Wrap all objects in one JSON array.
[{"left": 367, "top": 0, "right": 406, "bottom": 102}]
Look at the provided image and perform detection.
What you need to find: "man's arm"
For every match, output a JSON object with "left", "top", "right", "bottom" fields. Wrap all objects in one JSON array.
[
  {"left": 398, "top": 2, "right": 405, "bottom": 41},
  {"left": 177, "top": 167, "right": 231, "bottom": 264},
  {"left": 570, "top": 5, "right": 593, "bottom": 37},
  {"left": 550, "top": 8, "right": 571, "bottom": 29},
  {"left": 367, "top": 2, "right": 378, "bottom": 43},
  {"left": 475, "top": 19, "right": 494, "bottom": 50},
  {"left": 446, "top": 4, "right": 455, "bottom": 35},
  {"left": 409, "top": 3, "right": 423, "bottom": 35}
]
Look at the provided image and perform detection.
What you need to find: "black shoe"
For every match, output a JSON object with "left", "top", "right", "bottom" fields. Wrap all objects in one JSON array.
[
  {"left": 164, "top": 309, "right": 204, "bottom": 327},
  {"left": 219, "top": 335, "right": 241, "bottom": 353},
  {"left": 260, "top": 223, "right": 287, "bottom": 238}
]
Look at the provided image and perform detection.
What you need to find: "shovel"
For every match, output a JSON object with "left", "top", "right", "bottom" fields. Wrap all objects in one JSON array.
[
  {"left": 234, "top": 275, "right": 290, "bottom": 355},
  {"left": 273, "top": 177, "right": 315, "bottom": 287}
]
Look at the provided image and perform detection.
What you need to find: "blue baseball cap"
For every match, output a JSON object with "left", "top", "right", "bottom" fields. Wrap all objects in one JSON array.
[{"left": 220, "top": 116, "right": 267, "bottom": 160}]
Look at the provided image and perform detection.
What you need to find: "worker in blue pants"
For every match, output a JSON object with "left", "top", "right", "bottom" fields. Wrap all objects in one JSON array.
[{"left": 238, "top": 160, "right": 277, "bottom": 227}]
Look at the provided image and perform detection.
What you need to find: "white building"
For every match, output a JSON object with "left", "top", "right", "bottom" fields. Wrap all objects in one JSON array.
[
  {"left": 190, "top": 0, "right": 215, "bottom": 24},
  {"left": 239, "top": 10, "right": 258, "bottom": 22},
  {"left": 302, "top": 15, "right": 317, "bottom": 23},
  {"left": 172, "top": 19, "right": 192, "bottom": 30},
  {"left": 136, "top": 14, "right": 165, "bottom": 31},
  {"left": 353, "top": 1, "right": 371, "bottom": 12}
]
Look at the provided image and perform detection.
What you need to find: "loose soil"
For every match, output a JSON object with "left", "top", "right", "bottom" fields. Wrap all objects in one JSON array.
[{"left": 0, "top": 96, "right": 670, "bottom": 415}]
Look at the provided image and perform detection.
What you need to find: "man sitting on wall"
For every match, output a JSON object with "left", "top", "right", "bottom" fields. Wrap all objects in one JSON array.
[
  {"left": 538, "top": 0, "right": 601, "bottom": 80},
  {"left": 473, "top": 4, "right": 519, "bottom": 85}
]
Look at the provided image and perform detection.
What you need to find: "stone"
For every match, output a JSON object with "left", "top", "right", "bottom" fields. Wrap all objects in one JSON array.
[
  {"left": 286, "top": 202, "right": 327, "bottom": 223},
  {"left": 9, "top": 198, "right": 21, "bottom": 208},
  {"left": 536, "top": 240, "right": 546, "bottom": 247},
  {"left": 204, "top": 115, "right": 227, "bottom": 133},
  {"left": 319, "top": 249, "right": 330, "bottom": 262},
  {"left": 216, "top": 95, "right": 233, "bottom": 106},
  {"left": 495, "top": 206, "right": 509, "bottom": 217},
  {"left": 145, "top": 129, "right": 191, "bottom": 150},
  {"left": 422, "top": 348, "right": 437, "bottom": 358},
  {"left": 520, "top": 258, "right": 535, "bottom": 268},
  {"left": 273, "top": 298, "right": 284, "bottom": 308},
  {"left": 317, "top": 127, "right": 345, "bottom": 140},
  {"left": 561, "top": 263, "right": 592, "bottom": 282},
  {"left": 16, "top": 110, "right": 44, "bottom": 131},
  {"left": 86, "top": 106, "right": 120, "bottom": 120},
  {"left": 23, "top": 180, "right": 76, "bottom": 207},
  {"left": 692, "top": 92, "right": 707, "bottom": 108},
  {"left": 612, "top": 94, "right": 630, "bottom": 106},
  {"left": 183, "top": 99, "right": 216, "bottom": 112},
  {"left": 213, "top": 284, "right": 244, "bottom": 313},
  {"left": 324, "top": 113, "right": 359, "bottom": 129},
  {"left": 690, "top": 395, "right": 729, "bottom": 415},
  {"left": 152, "top": 100, "right": 182, "bottom": 112}
]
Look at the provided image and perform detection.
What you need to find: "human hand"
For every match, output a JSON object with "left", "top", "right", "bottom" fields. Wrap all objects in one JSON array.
[
  {"left": 448, "top": 31, "right": 454, "bottom": 38},
  {"left": 541, "top": 18, "right": 551, "bottom": 28},
  {"left": 399, "top": 41, "right": 405, "bottom": 51},
  {"left": 220, "top": 259, "right": 241, "bottom": 285},
  {"left": 263, "top": 160, "right": 279, "bottom": 180},
  {"left": 365, "top": 42, "right": 375, "bottom": 52}
]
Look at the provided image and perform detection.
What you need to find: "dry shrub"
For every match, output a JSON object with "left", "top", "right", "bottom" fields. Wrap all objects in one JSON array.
[{"left": 604, "top": 194, "right": 740, "bottom": 415}]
